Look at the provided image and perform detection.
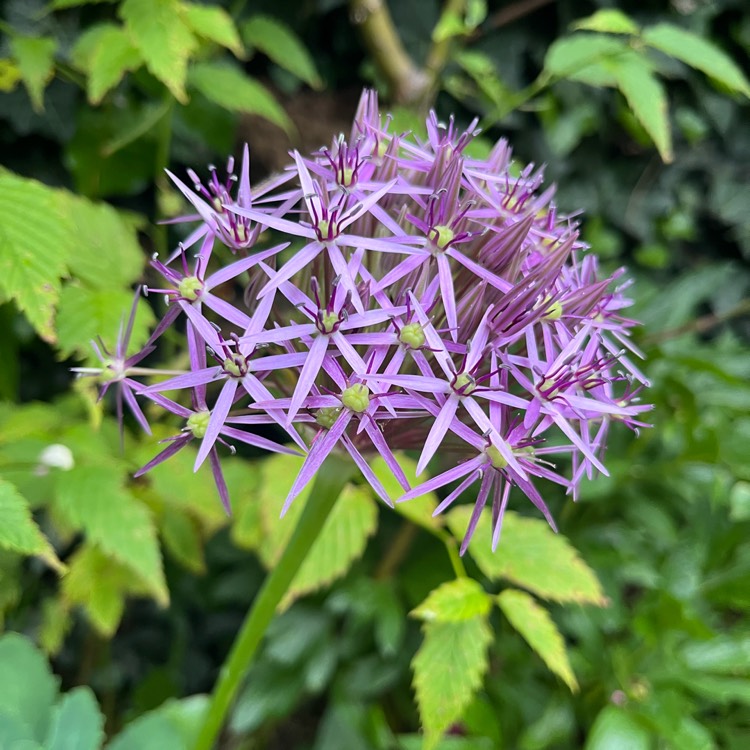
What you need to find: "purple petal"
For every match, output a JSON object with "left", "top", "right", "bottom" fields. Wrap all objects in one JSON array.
[
  {"left": 342, "top": 436, "right": 394, "bottom": 507},
  {"left": 287, "top": 335, "right": 328, "bottom": 423},
  {"left": 209, "top": 447, "right": 232, "bottom": 514},
  {"left": 281, "top": 410, "right": 353, "bottom": 516},
  {"left": 417, "top": 395, "right": 459, "bottom": 475},
  {"left": 437, "top": 254, "right": 458, "bottom": 342},
  {"left": 134, "top": 435, "right": 191, "bottom": 477},
  {"left": 194, "top": 379, "right": 238, "bottom": 471}
]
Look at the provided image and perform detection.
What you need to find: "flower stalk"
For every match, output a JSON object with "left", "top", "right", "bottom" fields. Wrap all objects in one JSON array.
[{"left": 193, "top": 454, "right": 355, "bottom": 750}]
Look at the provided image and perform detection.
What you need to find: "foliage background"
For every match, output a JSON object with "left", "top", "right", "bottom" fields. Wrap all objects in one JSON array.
[{"left": 1, "top": 0, "right": 749, "bottom": 748}]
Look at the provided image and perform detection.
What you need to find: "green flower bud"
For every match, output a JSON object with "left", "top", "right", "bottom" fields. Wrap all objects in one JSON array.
[
  {"left": 399, "top": 322, "right": 426, "bottom": 350},
  {"left": 315, "top": 406, "right": 342, "bottom": 429},
  {"left": 178, "top": 276, "right": 204, "bottom": 301},
  {"left": 187, "top": 410, "right": 211, "bottom": 439},
  {"left": 341, "top": 383, "right": 370, "bottom": 413}
]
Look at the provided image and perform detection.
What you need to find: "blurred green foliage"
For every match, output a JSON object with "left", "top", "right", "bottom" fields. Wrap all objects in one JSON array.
[{"left": 1, "top": 0, "right": 749, "bottom": 748}]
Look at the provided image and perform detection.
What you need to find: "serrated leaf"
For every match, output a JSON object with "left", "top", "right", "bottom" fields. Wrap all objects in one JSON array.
[
  {"left": 238, "top": 454, "right": 376, "bottom": 605},
  {"left": 0, "top": 479, "right": 62, "bottom": 570},
  {"left": 62, "top": 195, "right": 146, "bottom": 287},
  {"left": 61, "top": 544, "right": 151, "bottom": 636},
  {"left": 55, "top": 466, "right": 167, "bottom": 603},
  {"left": 496, "top": 588, "right": 577, "bottom": 691},
  {"left": 0, "top": 171, "right": 75, "bottom": 342},
  {"left": 119, "top": 0, "right": 196, "bottom": 102},
  {"left": 10, "top": 36, "right": 57, "bottom": 111},
  {"left": 412, "top": 616, "right": 492, "bottom": 750},
  {"left": 184, "top": 3, "right": 243, "bottom": 58},
  {"left": 370, "top": 453, "right": 442, "bottom": 530},
  {"left": 572, "top": 10, "right": 639, "bottom": 35},
  {"left": 55, "top": 285, "right": 154, "bottom": 359},
  {"left": 610, "top": 56, "right": 672, "bottom": 162},
  {"left": 71, "top": 24, "right": 142, "bottom": 104},
  {"left": 0, "top": 632, "right": 58, "bottom": 741},
  {"left": 447, "top": 508, "right": 606, "bottom": 605},
  {"left": 45, "top": 687, "right": 105, "bottom": 750},
  {"left": 544, "top": 33, "right": 628, "bottom": 81},
  {"left": 242, "top": 15, "right": 321, "bottom": 89},
  {"left": 282, "top": 482, "right": 377, "bottom": 607},
  {"left": 188, "top": 61, "right": 293, "bottom": 133},
  {"left": 412, "top": 578, "right": 491, "bottom": 623},
  {"left": 643, "top": 23, "right": 750, "bottom": 97}
]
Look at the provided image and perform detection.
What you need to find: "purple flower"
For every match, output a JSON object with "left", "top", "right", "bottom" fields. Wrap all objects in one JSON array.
[{"left": 91, "top": 89, "right": 651, "bottom": 549}]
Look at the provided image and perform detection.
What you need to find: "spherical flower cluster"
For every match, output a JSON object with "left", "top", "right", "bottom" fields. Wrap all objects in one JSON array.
[{"left": 81, "top": 90, "right": 651, "bottom": 553}]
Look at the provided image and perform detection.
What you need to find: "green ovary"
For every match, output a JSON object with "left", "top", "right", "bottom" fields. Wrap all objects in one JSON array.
[
  {"left": 178, "top": 276, "right": 204, "bottom": 301},
  {"left": 340, "top": 167, "right": 354, "bottom": 186},
  {"left": 223, "top": 357, "right": 244, "bottom": 378},
  {"left": 187, "top": 411, "right": 211, "bottom": 439},
  {"left": 341, "top": 383, "right": 370, "bottom": 413},
  {"left": 452, "top": 372, "right": 476, "bottom": 395},
  {"left": 315, "top": 407, "right": 342, "bottom": 429},
  {"left": 485, "top": 445, "right": 508, "bottom": 470},
  {"left": 399, "top": 322, "right": 426, "bottom": 350},
  {"left": 319, "top": 310, "right": 339, "bottom": 333},
  {"left": 432, "top": 224, "right": 454, "bottom": 250},
  {"left": 543, "top": 300, "right": 563, "bottom": 321}
]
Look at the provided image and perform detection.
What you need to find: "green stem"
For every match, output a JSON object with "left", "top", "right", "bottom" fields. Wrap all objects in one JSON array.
[{"left": 193, "top": 455, "right": 355, "bottom": 750}]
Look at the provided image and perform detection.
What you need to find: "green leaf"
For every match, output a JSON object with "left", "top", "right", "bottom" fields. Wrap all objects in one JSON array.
[
  {"left": 370, "top": 453, "right": 443, "bottom": 531},
  {"left": 679, "top": 634, "right": 750, "bottom": 675},
  {"left": 446, "top": 508, "right": 606, "bottom": 605},
  {"left": 0, "top": 479, "right": 62, "bottom": 570},
  {"left": 432, "top": 11, "right": 466, "bottom": 43},
  {"left": 55, "top": 285, "right": 154, "bottom": 359},
  {"left": 412, "top": 578, "right": 492, "bottom": 623},
  {"left": 105, "top": 710, "right": 183, "bottom": 750},
  {"left": 159, "top": 507, "right": 205, "bottom": 574},
  {"left": 62, "top": 195, "right": 146, "bottom": 288},
  {"left": 250, "top": 455, "right": 378, "bottom": 608},
  {"left": 119, "top": 0, "right": 196, "bottom": 102},
  {"left": 242, "top": 15, "right": 321, "bottom": 89},
  {"left": 585, "top": 706, "right": 651, "bottom": 750},
  {"left": 184, "top": 3, "right": 244, "bottom": 58},
  {"left": 0, "top": 632, "right": 58, "bottom": 742},
  {"left": 496, "top": 588, "right": 577, "bottom": 691},
  {"left": 61, "top": 544, "right": 150, "bottom": 636},
  {"left": 137, "top": 433, "right": 237, "bottom": 534},
  {"left": 45, "top": 687, "right": 104, "bottom": 750},
  {"left": 10, "top": 36, "right": 57, "bottom": 112},
  {"left": 0, "top": 171, "right": 75, "bottom": 342},
  {"left": 609, "top": 56, "right": 673, "bottom": 162},
  {"left": 71, "top": 24, "right": 142, "bottom": 104},
  {"left": 572, "top": 10, "right": 639, "bottom": 35},
  {"left": 412, "top": 616, "right": 492, "bottom": 750},
  {"left": 39, "top": 597, "right": 72, "bottom": 656},
  {"left": 643, "top": 23, "right": 750, "bottom": 97},
  {"left": 55, "top": 466, "right": 167, "bottom": 603},
  {"left": 0, "top": 58, "right": 22, "bottom": 92},
  {"left": 188, "top": 61, "right": 293, "bottom": 133},
  {"left": 544, "top": 33, "right": 629, "bottom": 81}
]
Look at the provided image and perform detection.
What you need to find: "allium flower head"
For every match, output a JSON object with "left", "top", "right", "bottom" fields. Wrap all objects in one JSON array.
[{"left": 104, "top": 90, "right": 651, "bottom": 552}]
